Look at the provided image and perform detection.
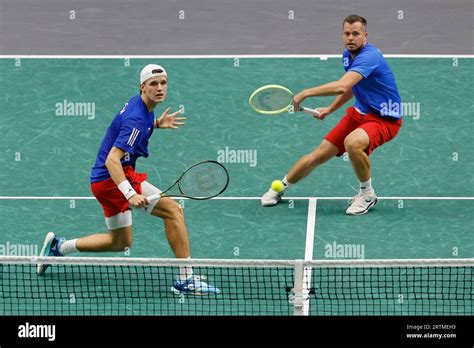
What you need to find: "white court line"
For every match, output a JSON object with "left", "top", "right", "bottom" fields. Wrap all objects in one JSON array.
[
  {"left": 0, "top": 196, "right": 473, "bottom": 200},
  {"left": 304, "top": 199, "right": 317, "bottom": 261},
  {"left": 0, "top": 54, "right": 473, "bottom": 59},
  {"left": 303, "top": 198, "right": 317, "bottom": 316}
]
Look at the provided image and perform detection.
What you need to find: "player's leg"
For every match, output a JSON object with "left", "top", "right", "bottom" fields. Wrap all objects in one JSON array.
[
  {"left": 261, "top": 106, "right": 363, "bottom": 207},
  {"left": 37, "top": 212, "right": 134, "bottom": 275},
  {"left": 261, "top": 140, "right": 338, "bottom": 206},
  {"left": 139, "top": 181, "right": 219, "bottom": 294},
  {"left": 69, "top": 176, "right": 136, "bottom": 251},
  {"left": 151, "top": 198, "right": 220, "bottom": 295},
  {"left": 286, "top": 140, "right": 339, "bottom": 184},
  {"left": 75, "top": 225, "right": 133, "bottom": 252},
  {"left": 150, "top": 197, "right": 190, "bottom": 258},
  {"left": 37, "top": 177, "right": 136, "bottom": 275},
  {"left": 66, "top": 210, "right": 133, "bottom": 253},
  {"left": 344, "top": 113, "right": 402, "bottom": 215},
  {"left": 344, "top": 128, "right": 371, "bottom": 182},
  {"left": 39, "top": 171, "right": 151, "bottom": 274},
  {"left": 344, "top": 128, "right": 377, "bottom": 215},
  {"left": 137, "top": 181, "right": 189, "bottom": 258}
]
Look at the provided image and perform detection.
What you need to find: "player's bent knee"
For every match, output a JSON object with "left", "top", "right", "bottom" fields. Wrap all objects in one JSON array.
[
  {"left": 109, "top": 235, "right": 132, "bottom": 252},
  {"left": 108, "top": 225, "right": 133, "bottom": 252},
  {"left": 344, "top": 136, "right": 363, "bottom": 153},
  {"left": 168, "top": 202, "right": 184, "bottom": 220},
  {"left": 110, "top": 241, "right": 132, "bottom": 252},
  {"left": 152, "top": 197, "right": 184, "bottom": 220}
]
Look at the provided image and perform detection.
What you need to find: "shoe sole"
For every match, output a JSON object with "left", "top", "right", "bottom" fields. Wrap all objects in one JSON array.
[
  {"left": 37, "top": 232, "right": 55, "bottom": 275},
  {"left": 346, "top": 198, "right": 378, "bottom": 216}
]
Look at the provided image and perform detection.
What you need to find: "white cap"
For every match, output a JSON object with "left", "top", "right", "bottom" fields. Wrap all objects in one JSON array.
[{"left": 140, "top": 64, "right": 167, "bottom": 84}]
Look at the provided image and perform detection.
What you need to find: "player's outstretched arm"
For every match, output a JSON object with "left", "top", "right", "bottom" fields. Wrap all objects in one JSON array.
[{"left": 293, "top": 71, "right": 362, "bottom": 111}]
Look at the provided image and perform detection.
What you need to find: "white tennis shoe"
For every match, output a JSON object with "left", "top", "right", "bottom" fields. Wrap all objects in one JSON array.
[
  {"left": 346, "top": 192, "right": 378, "bottom": 215},
  {"left": 261, "top": 187, "right": 285, "bottom": 207}
]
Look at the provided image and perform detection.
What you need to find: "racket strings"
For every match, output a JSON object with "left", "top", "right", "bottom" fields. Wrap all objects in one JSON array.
[
  {"left": 250, "top": 88, "right": 293, "bottom": 112},
  {"left": 179, "top": 162, "right": 228, "bottom": 199}
]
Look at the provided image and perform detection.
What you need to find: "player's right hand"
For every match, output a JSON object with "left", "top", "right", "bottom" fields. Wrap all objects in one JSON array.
[
  {"left": 314, "top": 107, "right": 331, "bottom": 120},
  {"left": 128, "top": 194, "right": 149, "bottom": 208}
]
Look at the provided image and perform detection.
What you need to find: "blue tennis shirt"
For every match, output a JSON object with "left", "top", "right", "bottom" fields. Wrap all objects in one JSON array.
[
  {"left": 342, "top": 43, "right": 402, "bottom": 118},
  {"left": 90, "top": 95, "right": 155, "bottom": 183}
]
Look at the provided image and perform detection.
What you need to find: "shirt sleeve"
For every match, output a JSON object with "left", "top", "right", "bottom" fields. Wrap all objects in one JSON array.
[
  {"left": 349, "top": 50, "right": 379, "bottom": 78},
  {"left": 113, "top": 116, "right": 143, "bottom": 155}
]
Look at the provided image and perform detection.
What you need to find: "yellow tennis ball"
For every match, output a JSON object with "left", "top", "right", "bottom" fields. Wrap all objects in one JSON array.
[{"left": 271, "top": 180, "right": 284, "bottom": 193}]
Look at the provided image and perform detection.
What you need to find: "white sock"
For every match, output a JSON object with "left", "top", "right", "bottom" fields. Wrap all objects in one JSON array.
[
  {"left": 360, "top": 179, "right": 374, "bottom": 195},
  {"left": 59, "top": 239, "right": 78, "bottom": 256},
  {"left": 282, "top": 175, "right": 291, "bottom": 189},
  {"left": 179, "top": 257, "right": 193, "bottom": 281}
]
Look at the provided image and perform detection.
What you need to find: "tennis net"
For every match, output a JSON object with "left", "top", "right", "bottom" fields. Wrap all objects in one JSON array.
[{"left": 0, "top": 256, "right": 472, "bottom": 316}]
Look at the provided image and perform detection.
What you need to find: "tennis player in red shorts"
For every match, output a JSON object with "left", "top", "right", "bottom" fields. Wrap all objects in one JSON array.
[
  {"left": 262, "top": 15, "right": 403, "bottom": 215},
  {"left": 37, "top": 64, "right": 219, "bottom": 294}
]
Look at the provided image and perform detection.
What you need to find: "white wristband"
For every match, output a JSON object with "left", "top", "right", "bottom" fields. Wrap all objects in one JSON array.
[{"left": 118, "top": 180, "right": 137, "bottom": 200}]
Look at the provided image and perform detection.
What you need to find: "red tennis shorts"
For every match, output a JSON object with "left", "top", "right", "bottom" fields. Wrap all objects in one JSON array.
[
  {"left": 90, "top": 166, "right": 148, "bottom": 217},
  {"left": 325, "top": 106, "right": 402, "bottom": 157}
]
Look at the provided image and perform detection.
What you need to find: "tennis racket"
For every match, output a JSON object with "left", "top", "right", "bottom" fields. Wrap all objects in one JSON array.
[
  {"left": 249, "top": 84, "right": 320, "bottom": 116},
  {"left": 147, "top": 160, "right": 229, "bottom": 201}
]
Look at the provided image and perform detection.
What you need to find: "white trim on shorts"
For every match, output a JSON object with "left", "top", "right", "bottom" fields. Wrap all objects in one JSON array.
[
  {"left": 105, "top": 181, "right": 162, "bottom": 230},
  {"left": 105, "top": 210, "right": 132, "bottom": 230}
]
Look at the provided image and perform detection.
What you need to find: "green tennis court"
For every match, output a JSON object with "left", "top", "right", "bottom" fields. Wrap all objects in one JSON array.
[{"left": 0, "top": 57, "right": 473, "bottom": 315}]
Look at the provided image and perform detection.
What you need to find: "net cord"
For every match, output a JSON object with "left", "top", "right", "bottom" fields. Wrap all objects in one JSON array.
[{"left": 0, "top": 256, "right": 472, "bottom": 268}]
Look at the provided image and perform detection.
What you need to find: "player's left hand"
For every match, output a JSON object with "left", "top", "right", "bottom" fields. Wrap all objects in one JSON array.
[
  {"left": 157, "top": 107, "right": 187, "bottom": 129},
  {"left": 313, "top": 107, "right": 331, "bottom": 120}
]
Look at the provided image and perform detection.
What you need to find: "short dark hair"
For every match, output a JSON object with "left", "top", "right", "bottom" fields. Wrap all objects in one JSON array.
[{"left": 343, "top": 15, "right": 367, "bottom": 30}]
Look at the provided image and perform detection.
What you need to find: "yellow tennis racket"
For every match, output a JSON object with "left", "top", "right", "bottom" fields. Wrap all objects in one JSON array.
[{"left": 249, "top": 84, "right": 320, "bottom": 116}]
